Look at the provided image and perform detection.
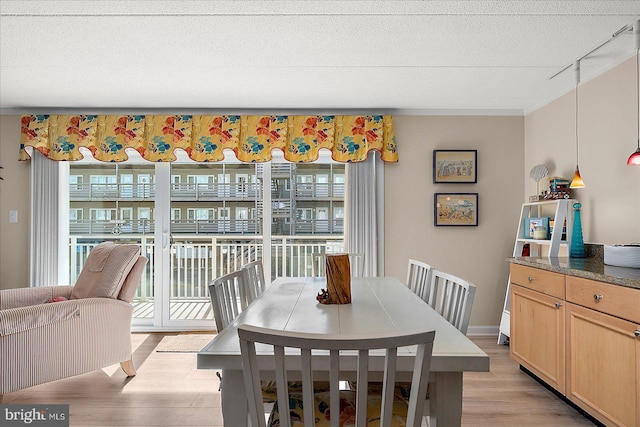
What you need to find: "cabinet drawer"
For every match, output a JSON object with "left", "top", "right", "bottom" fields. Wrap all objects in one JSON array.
[
  {"left": 566, "top": 276, "right": 640, "bottom": 324},
  {"left": 510, "top": 264, "right": 565, "bottom": 299}
]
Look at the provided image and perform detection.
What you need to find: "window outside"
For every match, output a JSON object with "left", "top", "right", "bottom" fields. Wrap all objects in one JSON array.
[{"left": 67, "top": 155, "right": 345, "bottom": 326}]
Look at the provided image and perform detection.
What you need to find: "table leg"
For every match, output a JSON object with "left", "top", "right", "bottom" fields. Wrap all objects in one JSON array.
[
  {"left": 430, "top": 371, "right": 463, "bottom": 427},
  {"left": 221, "top": 369, "right": 249, "bottom": 427}
]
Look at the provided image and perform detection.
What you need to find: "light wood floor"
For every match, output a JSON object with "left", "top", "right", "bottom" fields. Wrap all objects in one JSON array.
[{"left": 2, "top": 335, "right": 596, "bottom": 426}]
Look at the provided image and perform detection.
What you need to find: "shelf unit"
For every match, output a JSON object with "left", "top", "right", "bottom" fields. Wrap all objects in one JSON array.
[{"left": 497, "top": 199, "right": 575, "bottom": 344}]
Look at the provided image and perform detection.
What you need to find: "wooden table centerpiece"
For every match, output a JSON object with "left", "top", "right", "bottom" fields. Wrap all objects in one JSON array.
[{"left": 316, "top": 254, "right": 352, "bottom": 304}]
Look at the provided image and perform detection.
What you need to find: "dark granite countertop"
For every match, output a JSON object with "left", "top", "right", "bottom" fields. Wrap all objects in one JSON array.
[{"left": 508, "top": 257, "right": 640, "bottom": 290}]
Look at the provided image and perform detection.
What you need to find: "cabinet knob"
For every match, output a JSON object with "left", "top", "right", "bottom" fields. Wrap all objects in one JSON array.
[
  {"left": 593, "top": 294, "right": 603, "bottom": 301},
  {"left": 554, "top": 302, "right": 563, "bottom": 309},
  {"left": 528, "top": 276, "right": 535, "bottom": 282},
  {"left": 634, "top": 330, "right": 640, "bottom": 338}
]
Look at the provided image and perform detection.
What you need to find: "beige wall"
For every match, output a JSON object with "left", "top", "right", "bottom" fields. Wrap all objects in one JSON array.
[
  {"left": 1, "top": 56, "right": 636, "bottom": 326},
  {"left": 0, "top": 115, "right": 30, "bottom": 289},
  {"left": 385, "top": 116, "right": 524, "bottom": 328},
  {"left": 0, "top": 113, "right": 525, "bottom": 328},
  {"left": 525, "top": 56, "right": 640, "bottom": 245}
]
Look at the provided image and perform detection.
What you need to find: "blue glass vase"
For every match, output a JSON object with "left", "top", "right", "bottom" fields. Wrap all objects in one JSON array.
[{"left": 570, "top": 202, "right": 586, "bottom": 258}]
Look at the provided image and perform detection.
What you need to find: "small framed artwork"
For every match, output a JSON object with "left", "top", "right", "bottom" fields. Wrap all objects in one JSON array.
[
  {"left": 434, "top": 193, "right": 479, "bottom": 226},
  {"left": 433, "top": 149, "right": 478, "bottom": 183},
  {"left": 524, "top": 217, "right": 550, "bottom": 239}
]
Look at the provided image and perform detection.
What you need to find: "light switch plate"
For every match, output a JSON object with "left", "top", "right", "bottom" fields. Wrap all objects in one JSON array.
[{"left": 9, "top": 210, "right": 18, "bottom": 223}]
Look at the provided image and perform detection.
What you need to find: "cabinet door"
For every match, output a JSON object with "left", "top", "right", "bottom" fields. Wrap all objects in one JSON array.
[
  {"left": 566, "top": 302, "right": 639, "bottom": 427},
  {"left": 510, "top": 284, "right": 565, "bottom": 393}
]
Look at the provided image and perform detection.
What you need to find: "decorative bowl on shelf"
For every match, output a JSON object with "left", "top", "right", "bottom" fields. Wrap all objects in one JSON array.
[{"left": 604, "top": 245, "right": 640, "bottom": 268}]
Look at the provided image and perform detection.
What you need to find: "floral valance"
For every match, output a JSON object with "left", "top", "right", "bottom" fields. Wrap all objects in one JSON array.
[{"left": 19, "top": 114, "right": 397, "bottom": 163}]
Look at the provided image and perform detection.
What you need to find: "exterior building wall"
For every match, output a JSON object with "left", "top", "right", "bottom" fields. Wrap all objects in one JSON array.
[{"left": 67, "top": 162, "right": 345, "bottom": 237}]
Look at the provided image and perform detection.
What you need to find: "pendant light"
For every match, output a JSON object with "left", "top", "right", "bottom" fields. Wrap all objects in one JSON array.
[
  {"left": 627, "top": 19, "right": 640, "bottom": 166},
  {"left": 570, "top": 60, "right": 585, "bottom": 188}
]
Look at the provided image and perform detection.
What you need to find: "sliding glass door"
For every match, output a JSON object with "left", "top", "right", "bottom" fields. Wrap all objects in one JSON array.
[
  {"left": 65, "top": 151, "right": 344, "bottom": 330},
  {"left": 270, "top": 156, "right": 345, "bottom": 279},
  {"left": 164, "top": 160, "right": 262, "bottom": 327},
  {"left": 68, "top": 159, "right": 156, "bottom": 326}
]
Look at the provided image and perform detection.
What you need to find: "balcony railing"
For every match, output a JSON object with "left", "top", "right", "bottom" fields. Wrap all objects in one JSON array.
[
  {"left": 70, "top": 219, "right": 342, "bottom": 236},
  {"left": 171, "top": 182, "right": 260, "bottom": 200},
  {"left": 294, "top": 219, "right": 344, "bottom": 234},
  {"left": 71, "top": 183, "right": 155, "bottom": 200},
  {"left": 70, "top": 219, "right": 155, "bottom": 235},
  {"left": 70, "top": 181, "right": 344, "bottom": 200},
  {"left": 69, "top": 235, "right": 344, "bottom": 304},
  {"left": 295, "top": 182, "right": 345, "bottom": 198},
  {"left": 71, "top": 182, "right": 261, "bottom": 201},
  {"left": 171, "top": 219, "right": 261, "bottom": 234}
]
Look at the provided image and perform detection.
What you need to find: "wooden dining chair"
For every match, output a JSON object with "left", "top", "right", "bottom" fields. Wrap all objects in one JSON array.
[
  {"left": 207, "top": 270, "right": 248, "bottom": 332},
  {"left": 406, "top": 259, "right": 433, "bottom": 302},
  {"left": 240, "top": 260, "right": 267, "bottom": 307},
  {"left": 312, "top": 252, "right": 365, "bottom": 277},
  {"left": 428, "top": 269, "right": 477, "bottom": 334},
  {"left": 238, "top": 324, "right": 435, "bottom": 427}
]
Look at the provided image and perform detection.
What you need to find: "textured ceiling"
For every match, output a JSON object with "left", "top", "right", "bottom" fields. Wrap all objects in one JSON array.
[{"left": 1, "top": 1, "right": 639, "bottom": 114}]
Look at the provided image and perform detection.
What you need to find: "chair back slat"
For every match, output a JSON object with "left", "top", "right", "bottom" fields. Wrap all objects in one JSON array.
[
  {"left": 208, "top": 269, "right": 247, "bottom": 332},
  {"left": 238, "top": 325, "right": 435, "bottom": 427},
  {"left": 406, "top": 259, "right": 433, "bottom": 303},
  {"left": 430, "top": 269, "right": 477, "bottom": 334},
  {"left": 241, "top": 260, "right": 267, "bottom": 307},
  {"left": 348, "top": 253, "right": 365, "bottom": 278}
]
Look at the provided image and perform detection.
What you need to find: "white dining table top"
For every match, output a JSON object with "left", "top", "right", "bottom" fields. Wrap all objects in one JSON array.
[{"left": 197, "top": 276, "right": 489, "bottom": 373}]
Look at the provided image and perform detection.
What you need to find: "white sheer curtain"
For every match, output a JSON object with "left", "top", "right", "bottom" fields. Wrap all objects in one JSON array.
[
  {"left": 30, "top": 150, "right": 60, "bottom": 287},
  {"left": 345, "top": 155, "right": 384, "bottom": 277}
]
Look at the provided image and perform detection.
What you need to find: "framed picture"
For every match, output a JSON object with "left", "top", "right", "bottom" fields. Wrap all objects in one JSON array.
[
  {"left": 434, "top": 193, "right": 478, "bottom": 226},
  {"left": 524, "top": 217, "right": 550, "bottom": 239},
  {"left": 433, "top": 149, "right": 477, "bottom": 183}
]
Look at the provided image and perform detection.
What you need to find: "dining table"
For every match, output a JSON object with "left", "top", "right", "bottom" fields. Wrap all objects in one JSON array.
[{"left": 197, "top": 276, "right": 490, "bottom": 427}]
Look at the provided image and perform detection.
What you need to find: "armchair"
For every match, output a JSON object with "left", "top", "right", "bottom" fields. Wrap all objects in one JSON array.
[{"left": 0, "top": 242, "right": 147, "bottom": 403}]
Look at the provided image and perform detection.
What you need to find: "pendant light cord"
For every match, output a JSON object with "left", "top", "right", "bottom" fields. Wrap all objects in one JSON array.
[
  {"left": 575, "top": 61, "right": 580, "bottom": 166},
  {"left": 637, "top": 47, "right": 639, "bottom": 148},
  {"left": 576, "top": 80, "right": 579, "bottom": 164}
]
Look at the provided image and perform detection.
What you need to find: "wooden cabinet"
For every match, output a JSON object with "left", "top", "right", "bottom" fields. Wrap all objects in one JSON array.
[
  {"left": 511, "top": 284, "right": 566, "bottom": 392},
  {"left": 509, "top": 264, "right": 566, "bottom": 393},
  {"left": 566, "top": 277, "right": 640, "bottom": 427},
  {"left": 510, "top": 263, "right": 640, "bottom": 426}
]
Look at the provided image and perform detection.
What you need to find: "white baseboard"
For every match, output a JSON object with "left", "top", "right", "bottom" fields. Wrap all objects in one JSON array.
[{"left": 467, "top": 325, "right": 499, "bottom": 336}]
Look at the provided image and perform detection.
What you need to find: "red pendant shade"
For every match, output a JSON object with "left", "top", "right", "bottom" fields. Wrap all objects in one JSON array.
[{"left": 628, "top": 144, "right": 640, "bottom": 165}]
